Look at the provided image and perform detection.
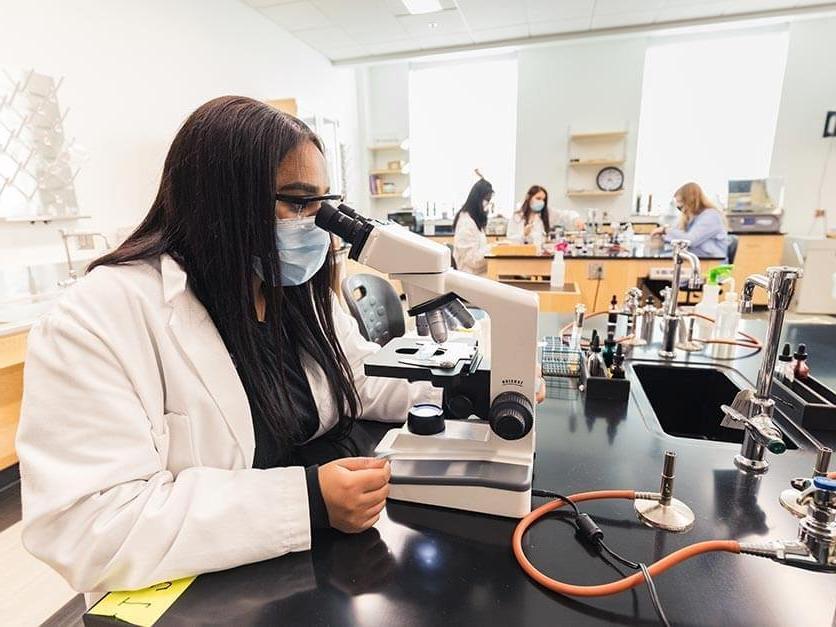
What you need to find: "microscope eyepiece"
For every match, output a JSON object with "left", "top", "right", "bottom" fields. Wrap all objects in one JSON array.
[{"left": 315, "top": 202, "right": 374, "bottom": 259}]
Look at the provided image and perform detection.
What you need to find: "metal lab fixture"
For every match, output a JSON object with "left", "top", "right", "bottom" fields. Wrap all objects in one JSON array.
[
  {"left": 58, "top": 228, "right": 111, "bottom": 287},
  {"left": 0, "top": 70, "right": 82, "bottom": 219},
  {"left": 720, "top": 266, "right": 802, "bottom": 473},
  {"left": 658, "top": 240, "right": 701, "bottom": 359},
  {"left": 635, "top": 450, "right": 696, "bottom": 532},
  {"left": 741, "top": 446, "right": 836, "bottom": 573}
]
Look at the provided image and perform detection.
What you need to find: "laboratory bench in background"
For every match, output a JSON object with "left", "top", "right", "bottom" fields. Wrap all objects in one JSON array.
[
  {"left": 83, "top": 316, "right": 836, "bottom": 626},
  {"left": 0, "top": 329, "right": 27, "bottom": 471},
  {"left": 486, "top": 246, "right": 725, "bottom": 313}
]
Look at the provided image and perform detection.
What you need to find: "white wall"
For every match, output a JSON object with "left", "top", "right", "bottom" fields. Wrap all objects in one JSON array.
[
  {"left": 770, "top": 17, "right": 836, "bottom": 236},
  {"left": 0, "top": 0, "right": 361, "bottom": 267},
  {"left": 365, "top": 63, "right": 410, "bottom": 143},
  {"left": 514, "top": 38, "right": 647, "bottom": 220}
]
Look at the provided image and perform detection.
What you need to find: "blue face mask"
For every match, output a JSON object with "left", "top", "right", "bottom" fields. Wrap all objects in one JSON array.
[
  {"left": 255, "top": 216, "right": 331, "bottom": 286},
  {"left": 530, "top": 200, "right": 545, "bottom": 213}
]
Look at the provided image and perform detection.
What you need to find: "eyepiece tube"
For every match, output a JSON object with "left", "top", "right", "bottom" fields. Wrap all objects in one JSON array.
[{"left": 315, "top": 202, "right": 362, "bottom": 242}]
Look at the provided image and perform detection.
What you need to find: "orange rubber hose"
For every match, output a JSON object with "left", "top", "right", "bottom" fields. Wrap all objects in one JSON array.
[
  {"left": 557, "top": 310, "right": 762, "bottom": 350},
  {"left": 513, "top": 490, "right": 741, "bottom": 597}
]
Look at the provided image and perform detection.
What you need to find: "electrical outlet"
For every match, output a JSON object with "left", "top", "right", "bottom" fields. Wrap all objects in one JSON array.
[{"left": 587, "top": 262, "right": 604, "bottom": 279}]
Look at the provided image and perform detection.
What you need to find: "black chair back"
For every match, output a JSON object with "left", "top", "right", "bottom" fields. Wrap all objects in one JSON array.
[{"left": 341, "top": 273, "right": 405, "bottom": 346}]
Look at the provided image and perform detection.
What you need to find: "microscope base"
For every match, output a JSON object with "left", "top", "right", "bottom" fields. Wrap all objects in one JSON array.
[{"left": 375, "top": 420, "right": 534, "bottom": 518}]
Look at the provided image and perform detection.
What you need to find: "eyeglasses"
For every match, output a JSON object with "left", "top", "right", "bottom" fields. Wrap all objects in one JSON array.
[{"left": 275, "top": 193, "right": 344, "bottom": 218}]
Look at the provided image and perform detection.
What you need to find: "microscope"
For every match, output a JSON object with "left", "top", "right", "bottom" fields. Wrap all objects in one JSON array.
[{"left": 316, "top": 203, "right": 539, "bottom": 518}]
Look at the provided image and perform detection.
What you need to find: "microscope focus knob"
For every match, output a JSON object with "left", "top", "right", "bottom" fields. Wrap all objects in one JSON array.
[{"left": 489, "top": 391, "right": 533, "bottom": 441}]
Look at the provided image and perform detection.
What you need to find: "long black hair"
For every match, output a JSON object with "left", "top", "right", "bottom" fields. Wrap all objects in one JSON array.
[
  {"left": 453, "top": 178, "right": 493, "bottom": 231},
  {"left": 520, "top": 184, "right": 551, "bottom": 232},
  {"left": 89, "top": 96, "right": 359, "bottom": 463}
]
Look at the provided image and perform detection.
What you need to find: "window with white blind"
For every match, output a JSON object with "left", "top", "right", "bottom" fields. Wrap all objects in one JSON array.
[
  {"left": 408, "top": 56, "right": 518, "bottom": 217},
  {"left": 635, "top": 28, "right": 789, "bottom": 209}
]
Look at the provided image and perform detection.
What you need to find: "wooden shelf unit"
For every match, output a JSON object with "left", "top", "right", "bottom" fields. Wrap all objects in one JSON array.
[
  {"left": 567, "top": 129, "right": 628, "bottom": 199},
  {"left": 570, "top": 131, "right": 627, "bottom": 141},
  {"left": 368, "top": 143, "right": 406, "bottom": 151},
  {"left": 368, "top": 140, "right": 410, "bottom": 209},
  {"left": 568, "top": 159, "right": 625, "bottom": 167},
  {"left": 567, "top": 190, "right": 624, "bottom": 197},
  {"left": 369, "top": 169, "right": 408, "bottom": 176}
]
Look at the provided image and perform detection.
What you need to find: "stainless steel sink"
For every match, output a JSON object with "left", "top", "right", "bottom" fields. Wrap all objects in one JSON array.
[{"left": 631, "top": 363, "right": 799, "bottom": 449}]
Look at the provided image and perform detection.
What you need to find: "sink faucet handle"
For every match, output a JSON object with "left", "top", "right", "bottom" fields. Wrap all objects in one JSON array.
[{"left": 720, "top": 404, "right": 786, "bottom": 454}]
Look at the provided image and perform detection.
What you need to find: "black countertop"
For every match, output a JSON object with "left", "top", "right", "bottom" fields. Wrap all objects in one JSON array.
[{"left": 108, "top": 317, "right": 835, "bottom": 626}]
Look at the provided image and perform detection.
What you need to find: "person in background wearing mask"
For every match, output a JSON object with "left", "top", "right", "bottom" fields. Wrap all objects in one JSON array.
[
  {"left": 16, "top": 96, "right": 440, "bottom": 593},
  {"left": 508, "top": 186, "right": 585, "bottom": 243},
  {"left": 651, "top": 181, "right": 729, "bottom": 259},
  {"left": 507, "top": 185, "right": 550, "bottom": 244},
  {"left": 452, "top": 177, "right": 494, "bottom": 275}
]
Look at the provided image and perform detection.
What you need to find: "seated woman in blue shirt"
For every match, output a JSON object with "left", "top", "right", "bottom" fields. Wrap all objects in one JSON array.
[{"left": 651, "top": 182, "right": 729, "bottom": 259}]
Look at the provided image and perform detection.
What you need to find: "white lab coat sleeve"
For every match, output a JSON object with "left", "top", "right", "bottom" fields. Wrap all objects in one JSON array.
[
  {"left": 333, "top": 298, "right": 442, "bottom": 422},
  {"left": 453, "top": 215, "right": 489, "bottom": 275},
  {"left": 16, "top": 313, "right": 311, "bottom": 592}
]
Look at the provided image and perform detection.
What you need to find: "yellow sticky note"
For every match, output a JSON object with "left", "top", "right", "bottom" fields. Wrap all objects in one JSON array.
[{"left": 87, "top": 576, "right": 196, "bottom": 626}]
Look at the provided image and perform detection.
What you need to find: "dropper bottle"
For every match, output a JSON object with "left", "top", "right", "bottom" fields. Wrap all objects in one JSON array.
[
  {"left": 793, "top": 344, "right": 810, "bottom": 380},
  {"left": 610, "top": 344, "right": 626, "bottom": 379},
  {"left": 775, "top": 343, "right": 794, "bottom": 385},
  {"left": 587, "top": 331, "right": 609, "bottom": 378}
]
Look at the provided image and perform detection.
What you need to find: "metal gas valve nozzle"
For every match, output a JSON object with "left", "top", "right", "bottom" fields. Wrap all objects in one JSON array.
[{"left": 741, "top": 474, "right": 836, "bottom": 573}]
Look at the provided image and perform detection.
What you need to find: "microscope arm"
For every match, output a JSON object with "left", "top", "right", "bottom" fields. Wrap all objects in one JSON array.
[{"left": 323, "top": 211, "right": 540, "bottom": 420}]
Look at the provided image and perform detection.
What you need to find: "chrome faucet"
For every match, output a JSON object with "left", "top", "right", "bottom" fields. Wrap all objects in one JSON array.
[
  {"left": 58, "top": 229, "right": 112, "bottom": 287},
  {"left": 658, "top": 240, "right": 701, "bottom": 358},
  {"left": 721, "top": 266, "right": 802, "bottom": 473}
]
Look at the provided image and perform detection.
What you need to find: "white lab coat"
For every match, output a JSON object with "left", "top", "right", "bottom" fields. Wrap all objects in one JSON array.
[
  {"left": 16, "top": 254, "right": 436, "bottom": 593},
  {"left": 452, "top": 212, "right": 489, "bottom": 275},
  {"left": 506, "top": 211, "right": 546, "bottom": 244}
]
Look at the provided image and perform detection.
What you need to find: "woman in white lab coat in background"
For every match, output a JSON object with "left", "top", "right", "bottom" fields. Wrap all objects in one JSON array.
[
  {"left": 508, "top": 186, "right": 584, "bottom": 243},
  {"left": 452, "top": 177, "right": 494, "bottom": 275},
  {"left": 16, "top": 96, "right": 439, "bottom": 593}
]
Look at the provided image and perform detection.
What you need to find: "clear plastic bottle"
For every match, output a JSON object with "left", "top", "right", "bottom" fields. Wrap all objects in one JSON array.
[
  {"left": 550, "top": 251, "right": 566, "bottom": 289},
  {"left": 713, "top": 289, "right": 740, "bottom": 341}
]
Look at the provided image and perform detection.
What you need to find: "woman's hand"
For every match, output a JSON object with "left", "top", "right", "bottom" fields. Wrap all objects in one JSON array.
[
  {"left": 523, "top": 222, "right": 533, "bottom": 237},
  {"left": 650, "top": 225, "right": 666, "bottom": 237},
  {"left": 318, "top": 457, "right": 390, "bottom": 533}
]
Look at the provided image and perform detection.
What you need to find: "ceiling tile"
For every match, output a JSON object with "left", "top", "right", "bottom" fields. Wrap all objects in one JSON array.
[
  {"left": 528, "top": 17, "right": 593, "bottom": 36},
  {"left": 593, "top": 0, "right": 665, "bottom": 15},
  {"left": 524, "top": 0, "right": 595, "bottom": 22},
  {"left": 470, "top": 23, "right": 530, "bottom": 43},
  {"left": 364, "top": 39, "right": 423, "bottom": 54},
  {"left": 396, "top": 8, "right": 468, "bottom": 36},
  {"left": 455, "top": 0, "right": 528, "bottom": 31},
  {"left": 313, "top": 0, "right": 410, "bottom": 40},
  {"left": 721, "top": 0, "right": 798, "bottom": 14},
  {"left": 327, "top": 46, "right": 374, "bottom": 61},
  {"left": 243, "top": 0, "right": 297, "bottom": 7},
  {"left": 656, "top": 2, "right": 729, "bottom": 22},
  {"left": 415, "top": 32, "right": 474, "bottom": 49},
  {"left": 590, "top": 10, "right": 659, "bottom": 29},
  {"left": 291, "top": 26, "right": 358, "bottom": 48},
  {"left": 260, "top": 1, "right": 331, "bottom": 31}
]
